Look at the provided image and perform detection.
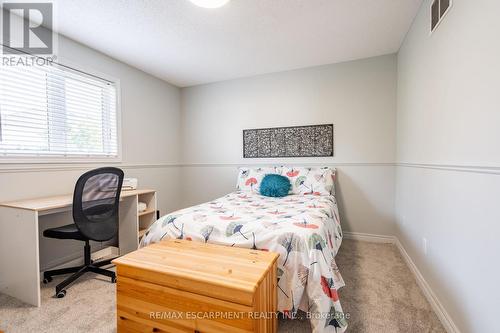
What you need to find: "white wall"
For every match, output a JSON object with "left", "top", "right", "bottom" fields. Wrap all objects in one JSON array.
[
  {"left": 180, "top": 54, "right": 397, "bottom": 235},
  {"left": 396, "top": 1, "right": 500, "bottom": 332},
  {"left": 0, "top": 31, "right": 183, "bottom": 269}
]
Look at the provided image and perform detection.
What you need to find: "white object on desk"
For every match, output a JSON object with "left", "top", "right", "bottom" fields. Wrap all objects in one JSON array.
[
  {"left": 0, "top": 188, "right": 157, "bottom": 307},
  {"left": 122, "top": 178, "right": 138, "bottom": 190},
  {"left": 138, "top": 202, "right": 147, "bottom": 213}
]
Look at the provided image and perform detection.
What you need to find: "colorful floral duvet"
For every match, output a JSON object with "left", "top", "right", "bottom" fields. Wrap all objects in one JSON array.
[{"left": 140, "top": 192, "right": 348, "bottom": 332}]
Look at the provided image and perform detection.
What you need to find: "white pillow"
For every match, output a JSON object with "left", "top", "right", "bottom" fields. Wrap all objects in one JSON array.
[
  {"left": 236, "top": 166, "right": 282, "bottom": 193},
  {"left": 282, "top": 166, "right": 335, "bottom": 195}
]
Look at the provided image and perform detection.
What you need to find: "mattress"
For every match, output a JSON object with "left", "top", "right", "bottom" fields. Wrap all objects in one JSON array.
[{"left": 141, "top": 192, "right": 347, "bottom": 332}]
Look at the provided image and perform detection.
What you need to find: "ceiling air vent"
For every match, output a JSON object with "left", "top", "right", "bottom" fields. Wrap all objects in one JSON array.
[{"left": 431, "top": 0, "right": 452, "bottom": 33}]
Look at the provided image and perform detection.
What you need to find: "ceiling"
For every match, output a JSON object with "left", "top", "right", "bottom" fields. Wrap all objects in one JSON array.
[{"left": 51, "top": 0, "right": 423, "bottom": 87}]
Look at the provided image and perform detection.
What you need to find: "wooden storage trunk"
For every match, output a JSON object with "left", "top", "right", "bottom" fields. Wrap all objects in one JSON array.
[{"left": 112, "top": 239, "right": 279, "bottom": 333}]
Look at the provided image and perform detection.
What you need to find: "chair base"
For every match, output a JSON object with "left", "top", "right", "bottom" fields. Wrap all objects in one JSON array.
[{"left": 43, "top": 241, "right": 117, "bottom": 298}]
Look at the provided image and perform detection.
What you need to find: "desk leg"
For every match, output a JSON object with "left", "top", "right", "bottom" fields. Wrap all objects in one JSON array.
[
  {"left": 119, "top": 196, "right": 138, "bottom": 255},
  {"left": 0, "top": 207, "right": 41, "bottom": 306}
]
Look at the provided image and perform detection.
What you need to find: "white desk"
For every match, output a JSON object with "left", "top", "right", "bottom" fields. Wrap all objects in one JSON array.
[{"left": 0, "top": 189, "right": 157, "bottom": 307}]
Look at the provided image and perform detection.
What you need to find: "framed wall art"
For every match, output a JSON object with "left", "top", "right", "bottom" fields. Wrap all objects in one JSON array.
[{"left": 243, "top": 124, "right": 333, "bottom": 158}]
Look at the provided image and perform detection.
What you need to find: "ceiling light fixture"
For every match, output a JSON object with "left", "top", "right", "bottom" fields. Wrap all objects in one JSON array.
[{"left": 189, "top": 0, "right": 230, "bottom": 9}]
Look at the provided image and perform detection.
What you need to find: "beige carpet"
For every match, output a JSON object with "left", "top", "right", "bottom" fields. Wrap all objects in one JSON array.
[{"left": 0, "top": 240, "right": 445, "bottom": 333}]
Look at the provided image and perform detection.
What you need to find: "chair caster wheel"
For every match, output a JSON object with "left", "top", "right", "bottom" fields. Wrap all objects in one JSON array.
[
  {"left": 56, "top": 290, "right": 66, "bottom": 298},
  {"left": 43, "top": 277, "right": 52, "bottom": 284},
  {"left": 111, "top": 276, "right": 117, "bottom": 283}
]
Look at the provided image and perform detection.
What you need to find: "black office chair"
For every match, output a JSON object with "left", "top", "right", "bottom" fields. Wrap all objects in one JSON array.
[{"left": 43, "top": 167, "right": 124, "bottom": 298}]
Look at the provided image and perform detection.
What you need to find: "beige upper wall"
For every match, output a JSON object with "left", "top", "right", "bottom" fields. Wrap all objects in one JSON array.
[
  {"left": 180, "top": 55, "right": 398, "bottom": 235},
  {"left": 181, "top": 54, "right": 397, "bottom": 164},
  {"left": 397, "top": 0, "right": 500, "bottom": 166}
]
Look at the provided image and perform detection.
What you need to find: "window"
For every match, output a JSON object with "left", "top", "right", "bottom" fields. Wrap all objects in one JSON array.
[{"left": 0, "top": 62, "right": 119, "bottom": 161}]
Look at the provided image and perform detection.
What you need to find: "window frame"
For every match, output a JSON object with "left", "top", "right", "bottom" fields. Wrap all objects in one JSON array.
[{"left": 0, "top": 57, "right": 122, "bottom": 164}]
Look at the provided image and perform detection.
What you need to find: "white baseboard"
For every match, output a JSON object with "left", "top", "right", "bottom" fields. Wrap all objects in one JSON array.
[
  {"left": 393, "top": 239, "right": 460, "bottom": 333},
  {"left": 345, "top": 232, "right": 460, "bottom": 333},
  {"left": 343, "top": 231, "right": 395, "bottom": 243}
]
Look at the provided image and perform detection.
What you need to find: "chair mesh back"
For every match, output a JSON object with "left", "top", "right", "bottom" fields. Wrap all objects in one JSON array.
[
  {"left": 82, "top": 173, "right": 119, "bottom": 222},
  {"left": 73, "top": 168, "right": 124, "bottom": 241}
]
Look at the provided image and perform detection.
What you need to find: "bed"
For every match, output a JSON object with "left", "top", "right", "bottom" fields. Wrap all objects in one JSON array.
[{"left": 140, "top": 167, "right": 348, "bottom": 333}]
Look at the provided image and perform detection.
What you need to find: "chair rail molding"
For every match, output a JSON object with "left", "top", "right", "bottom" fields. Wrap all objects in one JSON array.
[
  {"left": 397, "top": 162, "right": 500, "bottom": 175},
  {"left": 0, "top": 163, "right": 181, "bottom": 173}
]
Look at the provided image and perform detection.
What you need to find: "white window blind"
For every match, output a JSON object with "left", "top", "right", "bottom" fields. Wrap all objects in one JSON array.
[{"left": 0, "top": 63, "right": 118, "bottom": 159}]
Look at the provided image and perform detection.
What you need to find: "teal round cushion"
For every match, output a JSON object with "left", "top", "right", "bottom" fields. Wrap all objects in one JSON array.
[{"left": 259, "top": 174, "right": 291, "bottom": 197}]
